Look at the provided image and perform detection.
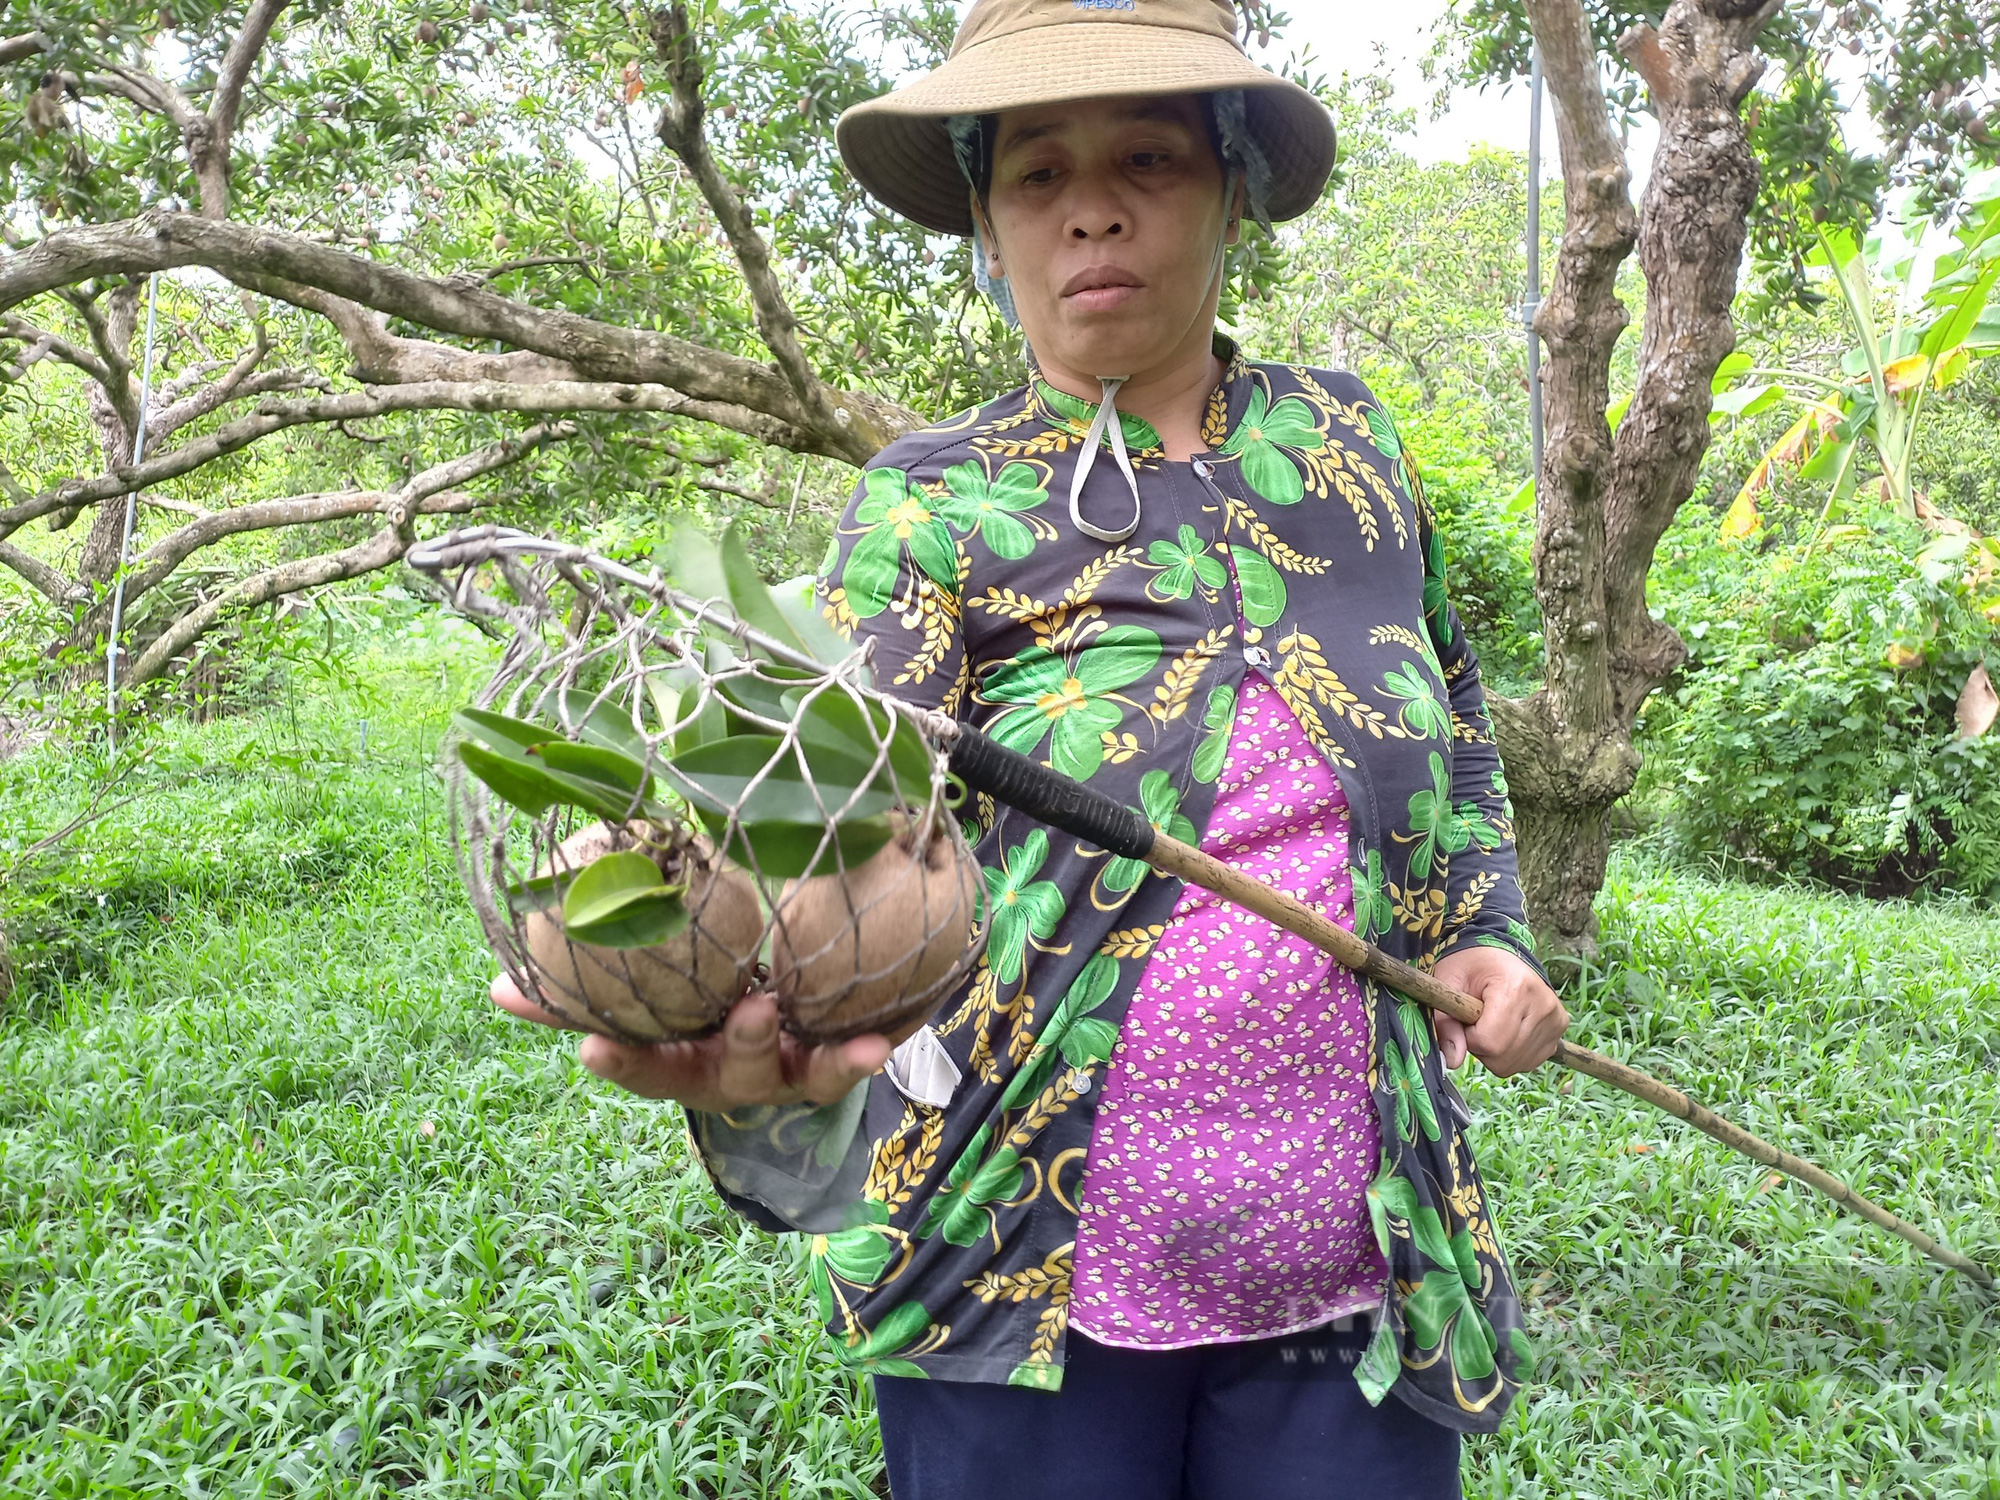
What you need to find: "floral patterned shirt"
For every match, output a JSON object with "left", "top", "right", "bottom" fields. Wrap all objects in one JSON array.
[
  {"left": 689, "top": 344, "right": 1545, "bottom": 1433},
  {"left": 1070, "top": 674, "right": 1386, "bottom": 1349}
]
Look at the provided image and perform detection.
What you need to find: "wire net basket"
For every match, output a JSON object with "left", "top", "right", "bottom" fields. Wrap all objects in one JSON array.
[{"left": 417, "top": 526, "right": 987, "bottom": 1048}]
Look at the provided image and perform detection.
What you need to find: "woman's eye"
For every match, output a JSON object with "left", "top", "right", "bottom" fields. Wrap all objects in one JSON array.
[
  {"left": 1129, "top": 151, "right": 1169, "bottom": 170},
  {"left": 1022, "top": 167, "right": 1057, "bottom": 186}
]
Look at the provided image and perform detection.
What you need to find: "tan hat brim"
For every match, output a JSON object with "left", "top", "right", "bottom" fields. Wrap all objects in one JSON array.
[{"left": 835, "top": 27, "right": 1336, "bottom": 237}]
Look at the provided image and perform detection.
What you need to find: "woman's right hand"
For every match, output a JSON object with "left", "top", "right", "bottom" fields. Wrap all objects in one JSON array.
[{"left": 490, "top": 973, "right": 892, "bottom": 1112}]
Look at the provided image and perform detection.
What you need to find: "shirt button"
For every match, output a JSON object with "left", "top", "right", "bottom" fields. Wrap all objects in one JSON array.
[
  {"left": 1193, "top": 458, "right": 1214, "bottom": 479},
  {"left": 1244, "top": 645, "right": 1272, "bottom": 669}
]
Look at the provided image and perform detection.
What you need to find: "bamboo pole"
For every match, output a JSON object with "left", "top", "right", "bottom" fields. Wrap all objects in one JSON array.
[{"left": 1145, "top": 833, "right": 1996, "bottom": 1290}]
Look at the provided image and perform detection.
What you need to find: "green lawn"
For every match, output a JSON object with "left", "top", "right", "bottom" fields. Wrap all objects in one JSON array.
[{"left": 2, "top": 631, "right": 1995, "bottom": 1498}]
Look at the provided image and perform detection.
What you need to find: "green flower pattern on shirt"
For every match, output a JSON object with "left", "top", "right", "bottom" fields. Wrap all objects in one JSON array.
[
  {"left": 1220, "top": 381, "right": 1326, "bottom": 506},
  {"left": 974, "top": 625, "right": 1163, "bottom": 782}
]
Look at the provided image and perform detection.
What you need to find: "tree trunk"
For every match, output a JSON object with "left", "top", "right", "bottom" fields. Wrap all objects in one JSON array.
[{"left": 1499, "top": 0, "right": 1781, "bottom": 963}]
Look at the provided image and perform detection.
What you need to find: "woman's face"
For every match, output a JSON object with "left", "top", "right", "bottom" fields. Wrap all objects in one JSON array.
[{"left": 980, "top": 94, "right": 1230, "bottom": 384}]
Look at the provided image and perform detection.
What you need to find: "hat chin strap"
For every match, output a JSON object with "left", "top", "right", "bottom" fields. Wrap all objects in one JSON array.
[{"left": 1068, "top": 170, "right": 1238, "bottom": 548}]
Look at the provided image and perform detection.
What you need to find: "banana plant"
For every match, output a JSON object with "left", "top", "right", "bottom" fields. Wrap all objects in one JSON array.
[{"left": 1718, "top": 167, "right": 2000, "bottom": 538}]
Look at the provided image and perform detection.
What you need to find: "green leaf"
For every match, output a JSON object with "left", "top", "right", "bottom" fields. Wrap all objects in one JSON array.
[
  {"left": 556, "top": 689, "right": 648, "bottom": 760},
  {"left": 661, "top": 735, "right": 894, "bottom": 826},
  {"left": 719, "top": 522, "right": 810, "bottom": 658},
  {"left": 642, "top": 674, "right": 683, "bottom": 737},
  {"left": 1709, "top": 382, "right": 1783, "bottom": 421},
  {"left": 503, "top": 869, "right": 566, "bottom": 915},
  {"left": 661, "top": 525, "right": 728, "bottom": 608},
  {"left": 456, "top": 739, "right": 567, "bottom": 815},
  {"left": 723, "top": 813, "right": 896, "bottom": 881},
  {"left": 791, "top": 689, "right": 935, "bottom": 806},
  {"left": 454, "top": 706, "right": 557, "bottom": 752},
  {"left": 454, "top": 714, "right": 657, "bottom": 822},
  {"left": 532, "top": 740, "right": 652, "bottom": 805},
  {"left": 773, "top": 573, "right": 860, "bottom": 668},
  {"left": 560, "top": 852, "right": 692, "bottom": 949},
  {"left": 714, "top": 660, "right": 821, "bottom": 730},
  {"left": 561, "top": 850, "right": 668, "bottom": 926}
]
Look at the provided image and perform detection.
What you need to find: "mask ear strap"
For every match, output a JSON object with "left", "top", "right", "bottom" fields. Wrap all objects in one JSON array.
[{"left": 1070, "top": 376, "right": 1141, "bottom": 544}]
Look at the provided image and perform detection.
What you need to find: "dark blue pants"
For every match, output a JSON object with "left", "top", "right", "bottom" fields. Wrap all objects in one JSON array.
[{"left": 872, "top": 1324, "right": 1462, "bottom": 1500}]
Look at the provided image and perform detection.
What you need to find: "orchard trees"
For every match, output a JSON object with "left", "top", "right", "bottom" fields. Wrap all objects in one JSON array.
[{"left": 0, "top": 0, "right": 1003, "bottom": 692}]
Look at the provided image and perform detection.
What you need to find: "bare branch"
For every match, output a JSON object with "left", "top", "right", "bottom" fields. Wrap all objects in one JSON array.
[
  {"left": 125, "top": 421, "right": 574, "bottom": 685},
  {"left": 0, "top": 214, "right": 917, "bottom": 461},
  {"left": 694, "top": 472, "right": 780, "bottom": 508},
  {"left": 483, "top": 254, "right": 598, "bottom": 283},
  {"left": 213, "top": 0, "right": 287, "bottom": 145},
  {"left": 0, "top": 461, "right": 29, "bottom": 508},
  {"left": 652, "top": 5, "right": 833, "bottom": 435},
  {"left": 91, "top": 64, "right": 198, "bottom": 130},
  {"left": 0, "top": 378, "right": 808, "bottom": 546},
  {"left": 0, "top": 33, "right": 48, "bottom": 66},
  {"left": 0, "top": 541, "right": 83, "bottom": 604},
  {"left": 119, "top": 484, "right": 483, "bottom": 609}
]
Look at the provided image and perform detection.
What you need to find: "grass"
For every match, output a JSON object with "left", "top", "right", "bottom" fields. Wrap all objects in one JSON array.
[{"left": 0, "top": 619, "right": 1995, "bottom": 1498}]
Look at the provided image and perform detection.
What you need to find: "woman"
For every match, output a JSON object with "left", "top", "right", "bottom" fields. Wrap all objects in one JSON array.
[{"left": 494, "top": 1, "right": 1567, "bottom": 1494}]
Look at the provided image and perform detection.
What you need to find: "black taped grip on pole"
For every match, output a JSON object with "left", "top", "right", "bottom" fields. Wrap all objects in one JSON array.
[{"left": 946, "top": 724, "right": 1156, "bottom": 862}]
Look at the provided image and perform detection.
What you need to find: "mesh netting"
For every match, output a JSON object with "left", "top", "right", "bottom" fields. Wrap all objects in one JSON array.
[{"left": 414, "top": 526, "right": 988, "bottom": 1048}]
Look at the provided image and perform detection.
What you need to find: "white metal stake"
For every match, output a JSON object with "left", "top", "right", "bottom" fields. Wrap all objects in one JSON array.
[
  {"left": 1526, "top": 46, "right": 1545, "bottom": 484},
  {"left": 104, "top": 272, "right": 162, "bottom": 752}
]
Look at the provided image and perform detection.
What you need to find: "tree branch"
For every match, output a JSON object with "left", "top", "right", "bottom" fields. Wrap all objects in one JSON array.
[
  {"left": 0, "top": 378, "right": 809, "bottom": 546},
  {"left": 0, "top": 541, "right": 84, "bottom": 604},
  {"left": 1600, "top": 0, "right": 1783, "bottom": 718},
  {"left": 124, "top": 421, "right": 574, "bottom": 685},
  {"left": 0, "top": 315, "right": 110, "bottom": 384},
  {"left": 652, "top": 4, "right": 834, "bottom": 432},
  {"left": 0, "top": 33, "right": 48, "bottom": 66},
  {"left": 1520, "top": 0, "right": 1639, "bottom": 742},
  {"left": 213, "top": 0, "right": 286, "bottom": 146},
  {"left": 0, "top": 214, "right": 915, "bottom": 462}
]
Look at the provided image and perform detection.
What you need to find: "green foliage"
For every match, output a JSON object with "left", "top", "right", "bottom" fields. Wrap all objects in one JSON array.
[
  {"left": 1431, "top": 0, "right": 1999, "bottom": 310},
  {"left": 1645, "top": 505, "right": 2000, "bottom": 899}
]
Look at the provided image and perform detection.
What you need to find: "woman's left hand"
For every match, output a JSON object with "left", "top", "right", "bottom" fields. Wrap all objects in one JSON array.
[{"left": 1429, "top": 946, "right": 1568, "bottom": 1078}]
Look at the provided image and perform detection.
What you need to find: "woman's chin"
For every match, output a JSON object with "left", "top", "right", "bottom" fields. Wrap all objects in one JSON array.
[{"left": 1036, "top": 333, "right": 1176, "bottom": 384}]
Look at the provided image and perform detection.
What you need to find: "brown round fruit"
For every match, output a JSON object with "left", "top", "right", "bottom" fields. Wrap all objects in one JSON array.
[
  {"left": 770, "top": 815, "right": 980, "bottom": 1046},
  {"left": 519, "top": 822, "right": 762, "bottom": 1041}
]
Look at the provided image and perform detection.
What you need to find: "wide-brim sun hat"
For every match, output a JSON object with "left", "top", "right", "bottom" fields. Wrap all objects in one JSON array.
[{"left": 836, "top": 0, "right": 1337, "bottom": 237}]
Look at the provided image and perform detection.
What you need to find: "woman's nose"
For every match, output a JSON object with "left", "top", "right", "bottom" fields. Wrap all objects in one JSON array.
[{"left": 1064, "top": 173, "right": 1127, "bottom": 240}]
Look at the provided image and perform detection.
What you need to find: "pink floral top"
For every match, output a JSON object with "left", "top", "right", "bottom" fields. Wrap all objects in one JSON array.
[{"left": 1069, "top": 674, "right": 1387, "bottom": 1348}]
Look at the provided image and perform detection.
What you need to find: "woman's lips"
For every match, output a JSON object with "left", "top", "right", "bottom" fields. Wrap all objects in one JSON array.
[
  {"left": 1066, "top": 284, "right": 1142, "bottom": 312},
  {"left": 1060, "top": 266, "right": 1143, "bottom": 313}
]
